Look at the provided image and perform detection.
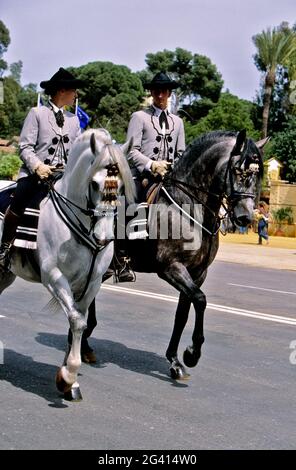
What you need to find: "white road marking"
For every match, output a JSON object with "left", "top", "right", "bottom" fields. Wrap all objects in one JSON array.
[
  {"left": 101, "top": 285, "right": 296, "bottom": 326},
  {"left": 0, "top": 315, "right": 5, "bottom": 318},
  {"left": 228, "top": 283, "right": 296, "bottom": 296}
]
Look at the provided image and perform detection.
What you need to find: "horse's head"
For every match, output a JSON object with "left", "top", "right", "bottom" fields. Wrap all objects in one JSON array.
[
  {"left": 87, "top": 130, "right": 135, "bottom": 245},
  {"left": 224, "top": 130, "right": 268, "bottom": 227}
]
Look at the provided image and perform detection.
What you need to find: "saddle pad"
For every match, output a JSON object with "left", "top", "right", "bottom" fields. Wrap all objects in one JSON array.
[{"left": 0, "top": 183, "right": 48, "bottom": 250}]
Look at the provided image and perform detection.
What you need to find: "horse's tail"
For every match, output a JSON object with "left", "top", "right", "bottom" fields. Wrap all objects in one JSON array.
[{"left": 43, "top": 297, "right": 62, "bottom": 314}]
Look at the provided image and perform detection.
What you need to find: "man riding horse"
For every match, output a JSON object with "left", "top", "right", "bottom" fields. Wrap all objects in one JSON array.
[
  {"left": 0, "top": 68, "right": 99, "bottom": 363},
  {"left": 0, "top": 67, "right": 84, "bottom": 268},
  {"left": 114, "top": 71, "right": 186, "bottom": 281}
]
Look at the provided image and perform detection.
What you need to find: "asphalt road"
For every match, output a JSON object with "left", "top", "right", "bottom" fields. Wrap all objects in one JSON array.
[{"left": 0, "top": 261, "right": 295, "bottom": 450}]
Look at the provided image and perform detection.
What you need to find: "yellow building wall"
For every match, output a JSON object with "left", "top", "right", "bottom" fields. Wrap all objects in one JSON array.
[{"left": 268, "top": 181, "right": 296, "bottom": 237}]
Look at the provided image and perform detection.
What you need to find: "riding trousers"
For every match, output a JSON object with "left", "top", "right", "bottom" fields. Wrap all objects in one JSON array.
[{"left": 10, "top": 174, "right": 47, "bottom": 217}]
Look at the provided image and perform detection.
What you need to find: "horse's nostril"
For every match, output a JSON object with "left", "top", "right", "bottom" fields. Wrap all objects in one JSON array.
[{"left": 236, "top": 215, "right": 251, "bottom": 226}]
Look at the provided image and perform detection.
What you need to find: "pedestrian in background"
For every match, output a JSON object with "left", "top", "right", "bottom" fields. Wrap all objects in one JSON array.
[{"left": 255, "top": 202, "right": 270, "bottom": 245}]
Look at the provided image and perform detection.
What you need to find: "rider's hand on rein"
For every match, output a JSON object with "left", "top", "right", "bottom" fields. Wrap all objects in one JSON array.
[
  {"left": 151, "top": 160, "right": 172, "bottom": 178},
  {"left": 34, "top": 162, "right": 56, "bottom": 179}
]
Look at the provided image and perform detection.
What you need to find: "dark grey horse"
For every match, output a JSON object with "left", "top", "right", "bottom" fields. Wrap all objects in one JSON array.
[{"left": 86, "top": 130, "right": 267, "bottom": 380}]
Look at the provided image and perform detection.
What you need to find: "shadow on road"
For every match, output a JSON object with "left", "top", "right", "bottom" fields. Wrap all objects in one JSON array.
[
  {"left": 36, "top": 332, "right": 188, "bottom": 388},
  {"left": 0, "top": 349, "right": 68, "bottom": 408},
  {"left": 0, "top": 332, "right": 188, "bottom": 405}
]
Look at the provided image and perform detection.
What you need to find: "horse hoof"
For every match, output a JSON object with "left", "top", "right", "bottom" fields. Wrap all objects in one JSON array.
[
  {"left": 169, "top": 366, "right": 190, "bottom": 381},
  {"left": 81, "top": 350, "right": 97, "bottom": 364},
  {"left": 183, "top": 347, "right": 200, "bottom": 368},
  {"left": 55, "top": 368, "right": 72, "bottom": 393},
  {"left": 64, "top": 383, "right": 83, "bottom": 402}
]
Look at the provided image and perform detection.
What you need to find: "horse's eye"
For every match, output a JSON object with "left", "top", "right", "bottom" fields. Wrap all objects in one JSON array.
[{"left": 91, "top": 181, "right": 99, "bottom": 192}]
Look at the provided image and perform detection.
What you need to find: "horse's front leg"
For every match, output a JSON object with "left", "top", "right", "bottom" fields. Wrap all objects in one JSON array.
[
  {"left": 165, "top": 292, "right": 192, "bottom": 380},
  {"left": 57, "top": 310, "right": 86, "bottom": 401},
  {"left": 159, "top": 262, "right": 206, "bottom": 379},
  {"left": 42, "top": 267, "right": 87, "bottom": 401},
  {"left": 67, "top": 298, "right": 97, "bottom": 364}
]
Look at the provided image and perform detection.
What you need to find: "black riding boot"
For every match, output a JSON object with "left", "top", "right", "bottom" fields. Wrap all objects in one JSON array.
[
  {"left": 0, "top": 208, "right": 20, "bottom": 270},
  {"left": 116, "top": 254, "right": 135, "bottom": 282},
  {"left": 115, "top": 238, "right": 135, "bottom": 282},
  {"left": 104, "top": 239, "right": 135, "bottom": 283}
]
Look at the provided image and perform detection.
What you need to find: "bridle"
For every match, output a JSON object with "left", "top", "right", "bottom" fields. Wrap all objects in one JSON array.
[
  {"left": 48, "top": 161, "right": 121, "bottom": 301},
  {"left": 164, "top": 139, "right": 261, "bottom": 236},
  {"left": 48, "top": 160, "right": 121, "bottom": 246},
  {"left": 223, "top": 141, "right": 260, "bottom": 204}
]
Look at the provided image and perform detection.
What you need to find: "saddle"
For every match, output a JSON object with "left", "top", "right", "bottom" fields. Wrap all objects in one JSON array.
[
  {"left": 126, "top": 179, "right": 163, "bottom": 240},
  {"left": 105, "top": 179, "right": 163, "bottom": 282},
  {"left": 145, "top": 181, "right": 163, "bottom": 205}
]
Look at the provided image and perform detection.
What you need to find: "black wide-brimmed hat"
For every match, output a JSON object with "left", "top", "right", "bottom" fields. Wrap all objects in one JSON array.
[
  {"left": 40, "top": 67, "right": 84, "bottom": 91},
  {"left": 144, "top": 72, "right": 179, "bottom": 90}
]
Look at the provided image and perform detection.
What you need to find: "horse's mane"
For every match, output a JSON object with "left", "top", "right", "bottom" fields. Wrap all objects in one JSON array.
[
  {"left": 79, "top": 128, "right": 112, "bottom": 146},
  {"left": 175, "top": 130, "right": 263, "bottom": 177},
  {"left": 184, "top": 131, "right": 237, "bottom": 160}
]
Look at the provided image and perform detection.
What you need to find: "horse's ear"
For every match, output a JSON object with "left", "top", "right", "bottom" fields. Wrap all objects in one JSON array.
[
  {"left": 256, "top": 136, "right": 270, "bottom": 149},
  {"left": 121, "top": 137, "right": 133, "bottom": 155},
  {"left": 90, "top": 133, "right": 97, "bottom": 156},
  {"left": 232, "top": 129, "right": 246, "bottom": 155}
]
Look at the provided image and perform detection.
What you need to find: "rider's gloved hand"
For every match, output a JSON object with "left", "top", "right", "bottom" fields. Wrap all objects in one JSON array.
[
  {"left": 151, "top": 160, "right": 171, "bottom": 178},
  {"left": 34, "top": 162, "right": 55, "bottom": 179}
]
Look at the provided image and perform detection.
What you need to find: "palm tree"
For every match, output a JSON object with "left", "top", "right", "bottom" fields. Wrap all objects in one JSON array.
[{"left": 253, "top": 27, "right": 296, "bottom": 138}]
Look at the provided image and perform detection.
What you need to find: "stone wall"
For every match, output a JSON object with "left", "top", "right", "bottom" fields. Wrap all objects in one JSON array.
[{"left": 268, "top": 180, "right": 296, "bottom": 237}]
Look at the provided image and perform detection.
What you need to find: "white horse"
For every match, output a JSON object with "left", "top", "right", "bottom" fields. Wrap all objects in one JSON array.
[{"left": 0, "top": 128, "right": 135, "bottom": 400}]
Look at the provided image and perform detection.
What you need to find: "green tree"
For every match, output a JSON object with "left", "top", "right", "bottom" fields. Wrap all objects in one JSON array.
[
  {"left": 18, "top": 82, "right": 38, "bottom": 114},
  {"left": 185, "top": 92, "right": 260, "bottom": 143},
  {"left": 0, "top": 152, "right": 21, "bottom": 179},
  {"left": 69, "top": 62, "right": 144, "bottom": 141},
  {"left": 253, "top": 65, "right": 291, "bottom": 136},
  {"left": 9, "top": 60, "right": 23, "bottom": 84},
  {"left": 0, "top": 20, "right": 10, "bottom": 76},
  {"left": 0, "top": 78, "right": 37, "bottom": 138},
  {"left": 0, "top": 77, "right": 21, "bottom": 137},
  {"left": 139, "top": 48, "right": 223, "bottom": 120},
  {"left": 145, "top": 49, "right": 175, "bottom": 75},
  {"left": 264, "top": 117, "right": 296, "bottom": 182},
  {"left": 253, "top": 25, "right": 296, "bottom": 138}
]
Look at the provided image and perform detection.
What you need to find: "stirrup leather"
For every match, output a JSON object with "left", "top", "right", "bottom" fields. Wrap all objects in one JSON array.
[{"left": 0, "top": 242, "right": 12, "bottom": 270}]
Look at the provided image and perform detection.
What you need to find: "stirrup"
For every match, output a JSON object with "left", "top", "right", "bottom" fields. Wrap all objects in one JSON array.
[{"left": 115, "top": 257, "right": 136, "bottom": 283}]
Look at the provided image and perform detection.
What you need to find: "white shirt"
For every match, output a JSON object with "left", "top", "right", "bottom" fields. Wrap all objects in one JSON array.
[
  {"left": 48, "top": 100, "right": 64, "bottom": 114},
  {"left": 152, "top": 105, "right": 169, "bottom": 117},
  {"left": 144, "top": 106, "right": 169, "bottom": 171},
  {"left": 47, "top": 100, "right": 66, "bottom": 166}
]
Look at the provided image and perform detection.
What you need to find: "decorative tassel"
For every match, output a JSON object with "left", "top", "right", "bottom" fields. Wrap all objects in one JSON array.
[
  {"left": 102, "top": 163, "right": 120, "bottom": 206},
  {"left": 248, "top": 163, "right": 259, "bottom": 173}
]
